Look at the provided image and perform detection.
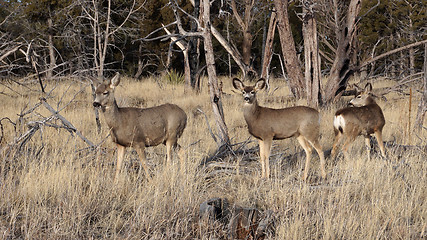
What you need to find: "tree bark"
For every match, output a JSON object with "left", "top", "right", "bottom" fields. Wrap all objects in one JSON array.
[
  {"left": 323, "top": 0, "right": 361, "bottom": 103},
  {"left": 302, "top": 1, "right": 321, "bottom": 108},
  {"left": 47, "top": 17, "right": 56, "bottom": 80},
  {"left": 202, "top": 0, "right": 230, "bottom": 146},
  {"left": 189, "top": 0, "right": 201, "bottom": 89},
  {"left": 274, "top": 0, "right": 305, "bottom": 98},
  {"left": 187, "top": 0, "right": 253, "bottom": 78},
  {"left": 134, "top": 43, "right": 144, "bottom": 79},
  {"left": 230, "top": 0, "right": 255, "bottom": 66},
  {"left": 260, "top": 8, "right": 277, "bottom": 82},
  {"left": 409, "top": 17, "right": 415, "bottom": 75},
  {"left": 211, "top": 26, "right": 252, "bottom": 77},
  {"left": 162, "top": 25, "right": 191, "bottom": 90}
]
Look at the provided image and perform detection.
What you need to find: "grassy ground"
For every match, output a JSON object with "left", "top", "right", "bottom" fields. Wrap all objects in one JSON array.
[{"left": 0, "top": 75, "right": 426, "bottom": 239}]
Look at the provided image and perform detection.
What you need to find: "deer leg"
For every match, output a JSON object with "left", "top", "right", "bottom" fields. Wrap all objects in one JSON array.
[
  {"left": 263, "top": 138, "right": 272, "bottom": 178},
  {"left": 135, "top": 144, "right": 151, "bottom": 179},
  {"left": 374, "top": 130, "right": 386, "bottom": 158},
  {"left": 341, "top": 137, "right": 355, "bottom": 161},
  {"left": 297, "top": 136, "right": 313, "bottom": 181},
  {"left": 258, "top": 140, "right": 266, "bottom": 178},
  {"left": 115, "top": 144, "right": 126, "bottom": 181},
  {"left": 331, "top": 130, "right": 342, "bottom": 160},
  {"left": 308, "top": 139, "right": 327, "bottom": 180},
  {"left": 166, "top": 140, "right": 173, "bottom": 166},
  {"left": 364, "top": 136, "right": 371, "bottom": 161},
  {"left": 174, "top": 143, "right": 185, "bottom": 172}
]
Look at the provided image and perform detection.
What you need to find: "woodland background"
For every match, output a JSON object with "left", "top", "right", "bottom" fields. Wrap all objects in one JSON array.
[
  {"left": 0, "top": 0, "right": 427, "bottom": 239},
  {"left": 0, "top": 0, "right": 425, "bottom": 85}
]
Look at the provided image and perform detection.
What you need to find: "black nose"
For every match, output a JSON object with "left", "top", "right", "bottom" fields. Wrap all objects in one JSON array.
[
  {"left": 244, "top": 97, "right": 250, "bottom": 102},
  {"left": 93, "top": 102, "right": 101, "bottom": 107}
]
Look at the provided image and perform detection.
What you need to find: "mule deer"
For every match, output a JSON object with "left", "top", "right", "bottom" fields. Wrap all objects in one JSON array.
[
  {"left": 331, "top": 83, "right": 386, "bottom": 161},
  {"left": 93, "top": 73, "right": 187, "bottom": 179},
  {"left": 232, "top": 78, "right": 326, "bottom": 180}
]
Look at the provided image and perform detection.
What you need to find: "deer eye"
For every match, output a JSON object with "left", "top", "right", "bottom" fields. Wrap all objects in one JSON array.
[
  {"left": 103, "top": 91, "right": 109, "bottom": 95},
  {"left": 250, "top": 91, "right": 255, "bottom": 95},
  {"left": 356, "top": 95, "right": 361, "bottom": 99}
]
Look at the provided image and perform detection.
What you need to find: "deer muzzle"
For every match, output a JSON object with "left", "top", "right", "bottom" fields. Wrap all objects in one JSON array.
[{"left": 93, "top": 102, "right": 101, "bottom": 108}]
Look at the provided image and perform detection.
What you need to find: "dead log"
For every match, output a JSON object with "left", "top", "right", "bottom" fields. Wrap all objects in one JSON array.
[{"left": 199, "top": 198, "right": 275, "bottom": 239}]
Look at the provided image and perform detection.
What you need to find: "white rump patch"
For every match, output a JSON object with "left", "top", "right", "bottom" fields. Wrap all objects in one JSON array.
[{"left": 333, "top": 115, "right": 345, "bottom": 131}]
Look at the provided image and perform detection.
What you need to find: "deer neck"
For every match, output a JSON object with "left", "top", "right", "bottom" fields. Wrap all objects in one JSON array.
[
  {"left": 101, "top": 100, "right": 121, "bottom": 129},
  {"left": 243, "top": 100, "right": 260, "bottom": 122}
]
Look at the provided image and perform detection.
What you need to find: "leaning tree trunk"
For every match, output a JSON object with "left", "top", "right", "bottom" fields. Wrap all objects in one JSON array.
[
  {"left": 323, "top": 0, "right": 361, "bottom": 103},
  {"left": 302, "top": 1, "right": 321, "bottom": 108},
  {"left": 415, "top": 43, "right": 427, "bottom": 132},
  {"left": 260, "top": 8, "right": 277, "bottom": 82},
  {"left": 274, "top": 0, "right": 305, "bottom": 99},
  {"left": 202, "top": 0, "right": 230, "bottom": 146}
]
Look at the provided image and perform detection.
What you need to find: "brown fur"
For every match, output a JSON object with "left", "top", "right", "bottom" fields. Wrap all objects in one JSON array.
[
  {"left": 331, "top": 83, "right": 385, "bottom": 161},
  {"left": 233, "top": 78, "right": 326, "bottom": 180},
  {"left": 93, "top": 73, "right": 187, "bottom": 180}
]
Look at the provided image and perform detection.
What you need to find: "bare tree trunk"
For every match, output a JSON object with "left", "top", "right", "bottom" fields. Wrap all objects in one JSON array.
[
  {"left": 47, "top": 17, "right": 56, "bottom": 80},
  {"left": 162, "top": 25, "right": 191, "bottom": 90},
  {"left": 415, "top": 43, "right": 427, "bottom": 131},
  {"left": 90, "top": 81, "right": 102, "bottom": 133},
  {"left": 323, "top": 0, "right": 361, "bottom": 103},
  {"left": 134, "top": 43, "right": 144, "bottom": 79},
  {"left": 242, "top": 31, "right": 253, "bottom": 66},
  {"left": 274, "top": 0, "right": 305, "bottom": 98},
  {"left": 302, "top": 1, "right": 321, "bottom": 108},
  {"left": 260, "top": 9, "right": 277, "bottom": 81},
  {"left": 202, "top": 0, "right": 230, "bottom": 145},
  {"left": 211, "top": 27, "right": 252, "bottom": 77},
  {"left": 187, "top": 0, "right": 253, "bottom": 78},
  {"left": 409, "top": 18, "right": 415, "bottom": 75},
  {"left": 189, "top": 0, "right": 201, "bottom": 89},
  {"left": 400, "top": 47, "right": 405, "bottom": 77},
  {"left": 231, "top": 0, "right": 255, "bottom": 67},
  {"left": 183, "top": 48, "right": 191, "bottom": 90}
]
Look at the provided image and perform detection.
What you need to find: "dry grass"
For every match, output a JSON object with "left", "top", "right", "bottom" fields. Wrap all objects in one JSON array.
[{"left": 0, "top": 76, "right": 426, "bottom": 239}]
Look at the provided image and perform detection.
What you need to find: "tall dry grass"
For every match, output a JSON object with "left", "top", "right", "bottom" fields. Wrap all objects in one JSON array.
[{"left": 0, "top": 76, "right": 426, "bottom": 239}]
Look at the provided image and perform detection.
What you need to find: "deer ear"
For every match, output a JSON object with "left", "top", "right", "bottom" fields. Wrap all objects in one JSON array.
[
  {"left": 364, "top": 83, "right": 372, "bottom": 93},
  {"left": 254, "top": 78, "right": 266, "bottom": 91},
  {"left": 232, "top": 78, "right": 244, "bottom": 91},
  {"left": 110, "top": 72, "right": 121, "bottom": 88}
]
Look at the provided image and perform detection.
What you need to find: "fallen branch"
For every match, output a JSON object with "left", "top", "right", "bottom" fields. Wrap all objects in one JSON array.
[
  {"left": 360, "top": 39, "right": 427, "bottom": 69},
  {"left": 40, "top": 97, "right": 94, "bottom": 147}
]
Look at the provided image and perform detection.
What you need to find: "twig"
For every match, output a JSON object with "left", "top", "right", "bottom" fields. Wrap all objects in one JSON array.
[
  {"left": 197, "top": 108, "right": 219, "bottom": 146},
  {"left": 0, "top": 117, "right": 16, "bottom": 144}
]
